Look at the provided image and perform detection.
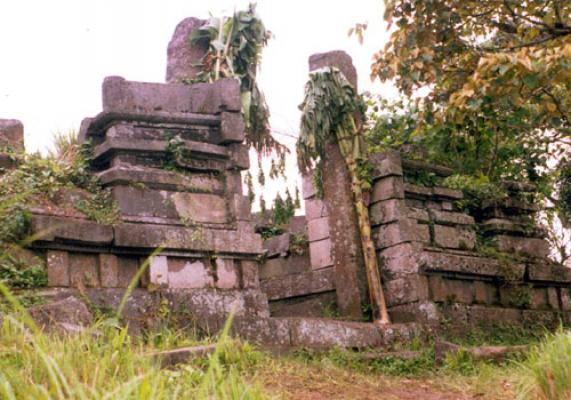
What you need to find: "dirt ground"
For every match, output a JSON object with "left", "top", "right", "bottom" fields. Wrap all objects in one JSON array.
[{"left": 256, "top": 357, "right": 515, "bottom": 400}]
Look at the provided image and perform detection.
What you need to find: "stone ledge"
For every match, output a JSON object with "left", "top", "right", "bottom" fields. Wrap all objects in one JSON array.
[
  {"left": 80, "top": 111, "right": 221, "bottom": 142},
  {"left": 402, "top": 159, "right": 453, "bottom": 177},
  {"left": 114, "top": 222, "right": 263, "bottom": 254},
  {"left": 527, "top": 263, "right": 571, "bottom": 283},
  {"left": 98, "top": 167, "right": 226, "bottom": 192},
  {"left": 31, "top": 215, "right": 114, "bottom": 246},
  {"left": 420, "top": 250, "right": 526, "bottom": 279},
  {"left": 261, "top": 267, "right": 335, "bottom": 300},
  {"left": 93, "top": 138, "right": 230, "bottom": 161}
]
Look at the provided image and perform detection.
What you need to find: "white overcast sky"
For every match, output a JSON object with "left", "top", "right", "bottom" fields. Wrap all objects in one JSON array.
[{"left": 0, "top": 0, "right": 396, "bottom": 203}]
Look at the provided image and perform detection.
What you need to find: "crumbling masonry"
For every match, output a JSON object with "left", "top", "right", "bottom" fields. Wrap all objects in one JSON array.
[{"left": 0, "top": 17, "right": 570, "bottom": 348}]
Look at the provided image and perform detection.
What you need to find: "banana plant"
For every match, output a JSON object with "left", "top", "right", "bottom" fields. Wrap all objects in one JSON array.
[{"left": 297, "top": 67, "right": 390, "bottom": 324}]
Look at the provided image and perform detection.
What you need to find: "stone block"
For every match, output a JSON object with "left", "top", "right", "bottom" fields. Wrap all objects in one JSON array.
[
  {"left": 369, "top": 199, "right": 407, "bottom": 226},
  {"left": 527, "top": 263, "right": 571, "bottom": 283},
  {"left": 432, "top": 187, "right": 463, "bottom": 200},
  {"left": 149, "top": 255, "right": 169, "bottom": 288},
  {"left": 547, "top": 287, "right": 560, "bottom": 310},
  {"left": 527, "top": 287, "right": 548, "bottom": 309},
  {"left": 309, "top": 50, "right": 358, "bottom": 89},
  {"left": 308, "top": 217, "right": 330, "bottom": 241},
  {"left": 226, "top": 171, "right": 243, "bottom": 195},
  {"left": 231, "top": 317, "right": 292, "bottom": 346},
  {"left": 259, "top": 255, "right": 310, "bottom": 280},
  {"left": 385, "top": 276, "right": 429, "bottom": 306},
  {"left": 301, "top": 174, "right": 317, "bottom": 199},
  {"left": 474, "top": 281, "right": 499, "bottom": 305},
  {"left": 0, "top": 119, "right": 24, "bottom": 150},
  {"left": 69, "top": 253, "right": 100, "bottom": 288},
  {"left": 215, "top": 258, "right": 239, "bottom": 289},
  {"left": 231, "top": 194, "right": 252, "bottom": 221},
  {"left": 522, "top": 310, "right": 560, "bottom": 329},
  {"left": 371, "top": 177, "right": 405, "bottom": 203},
  {"left": 403, "top": 184, "right": 433, "bottom": 199},
  {"left": 269, "top": 291, "right": 337, "bottom": 318},
  {"left": 496, "top": 235, "right": 550, "bottom": 258},
  {"left": 117, "top": 257, "right": 141, "bottom": 288},
  {"left": 441, "top": 201, "right": 454, "bottom": 211},
  {"left": 168, "top": 258, "right": 213, "bottom": 289},
  {"left": 561, "top": 288, "right": 571, "bottom": 311},
  {"left": 373, "top": 219, "right": 430, "bottom": 249},
  {"left": 228, "top": 143, "right": 250, "bottom": 170},
  {"left": 370, "top": 150, "right": 403, "bottom": 178},
  {"left": 429, "top": 276, "right": 474, "bottom": 304},
  {"left": 29, "top": 296, "right": 93, "bottom": 329},
  {"left": 188, "top": 78, "right": 242, "bottom": 114},
  {"left": 47, "top": 250, "right": 70, "bottom": 287},
  {"left": 102, "top": 76, "right": 193, "bottom": 114},
  {"left": 219, "top": 111, "right": 245, "bottom": 144},
  {"left": 468, "top": 305, "right": 522, "bottom": 326},
  {"left": 240, "top": 260, "right": 260, "bottom": 289},
  {"left": 407, "top": 207, "right": 430, "bottom": 223},
  {"left": 420, "top": 250, "right": 526, "bottom": 279},
  {"left": 113, "top": 223, "right": 263, "bottom": 254},
  {"left": 166, "top": 17, "right": 208, "bottom": 83},
  {"left": 264, "top": 233, "right": 291, "bottom": 258},
  {"left": 171, "top": 192, "right": 229, "bottom": 224},
  {"left": 433, "top": 225, "right": 475, "bottom": 249},
  {"left": 99, "top": 254, "right": 120, "bottom": 288},
  {"left": 289, "top": 318, "right": 383, "bottom": 349},
  {"left": 378, "top": 242, "right": 422, "bottom": 279},
  {"left": 428, "top": 209, "right": 475, "bottom": 226},
  {"left": 304, "top": 198, "right": 328, "bottom": 220},
  {"left": 309, "top": 239, "right": 333, "bottom": 269},
  {"left": 32, "top": 215, "right": 114, "bottom": 246},
  {"left": 261, "top": 267, "right": 335, "bottom": 300},
  {"left": 426, "top": 200, "right": 442, "bottom": 210}
]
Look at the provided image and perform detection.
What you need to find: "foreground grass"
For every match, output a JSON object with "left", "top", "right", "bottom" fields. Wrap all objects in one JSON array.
[{"left": 0, "top": 314, "right": 264, "bottom": 399}]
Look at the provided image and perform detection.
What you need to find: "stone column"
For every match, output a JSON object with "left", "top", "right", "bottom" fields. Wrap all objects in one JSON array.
[
  {"left": 0, "top": 119, "right": 24, "bottom": 172},
  {"left": 306, "top": 51, "right": 366, "bottom": 319},
  {"left": 166, "top": 17, "right": 208, "bottom": 84}
]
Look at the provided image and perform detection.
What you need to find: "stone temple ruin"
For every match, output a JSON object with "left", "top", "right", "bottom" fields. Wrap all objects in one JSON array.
[{"left": 1, "top": 17, "right": 570, "bottom": 348}]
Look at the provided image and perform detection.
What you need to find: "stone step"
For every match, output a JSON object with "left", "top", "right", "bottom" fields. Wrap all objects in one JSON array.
[{"left": 232, "top": 317, "right": 428, "bottom": 350}]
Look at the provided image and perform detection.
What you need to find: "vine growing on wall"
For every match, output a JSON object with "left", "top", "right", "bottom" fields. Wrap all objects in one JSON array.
[{"left": 297, "top": 67, "right": 390, "bottom": 324}]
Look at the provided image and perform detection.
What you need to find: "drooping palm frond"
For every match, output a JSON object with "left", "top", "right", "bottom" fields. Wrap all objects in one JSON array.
[
  {"left": 189, "top": 4, "right": 285, "bottom": 156},
  {"left": 297, "top": 67, "right": 363, "bottom": 173}
]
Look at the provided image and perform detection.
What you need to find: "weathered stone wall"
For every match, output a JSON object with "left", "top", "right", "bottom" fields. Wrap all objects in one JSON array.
[
  {"left": 256, "top": 215, "right": 337, "bottom": 318},
  {"left": 371, "top": 151, "right": 571, "bottom": 328},
  {"left": 0, "top": 119, "right": 23, "bottom": 172},
  {"left": 23, "top": 72, "right": 269, "bottom": 322}
]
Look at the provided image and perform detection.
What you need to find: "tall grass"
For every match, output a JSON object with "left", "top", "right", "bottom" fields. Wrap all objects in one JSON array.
[
  {"left": 0, "top": 279, "right": 266, "bottom": 399},
  {"left": 516, "top": 329, "right": 571, "bottom": 400}
]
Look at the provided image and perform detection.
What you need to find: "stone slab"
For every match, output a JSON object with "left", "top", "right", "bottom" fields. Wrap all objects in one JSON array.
[
  {"left": 269, "top": 291, "right": 337, "bottom": 318},
  {"left": 371, "top": 176, "right": 405, "bottom": 203},
  {"left": 259, "top": 255, "right": 311, "bottom": 280},
  {"left": 264, "top": 233, "right": 291, "bottom": 258},
  {"left": 240, "top": 260, "right": 260, "bottom": 289},
  {"left": 309, "top": 239, "right": 333, "bottom": 269},
  {"left": 433, "top": 225, "right": 476, "bottom": 250},
  {"left": 289, "top": 318, "right": 382, "bottom": 349},
  {"left": 32, "top": 215, "right": 114, "bottom": 246},
  {"left": 219, "top": 112, "right": 245, "bottom": 144},
  {"left": 99, "top": 254, "right": 120, "bottom": 288},
  {"left": 47, "top": 250, "right": 70, "bottom": 287},
  {"left": 496, "top": 235, "right": 550, "bottom": 258},
  {"left": 373, "top": 219, "right": 430, "bottom": 249},
  {"left": 215, "top": 258, "right": 239, "bottom": 289},
  {"left": 113, "top": 222, "right": 263, "bottom": 254},
  {"left": 369, "top": 199, "right": 408, "bottom": 226},
  {"left": 370, "top": 150, "right": 403, "bottom": 179},
  {"left": 429, "top": 209, "right": 474, "bottom": 226},
  {"left": 69, "top": 253, "right": 100, "bottom": 288},
  {"left": 527, "top": 263, "right": 571, "bottom": 283},
  {"left": 420, "top": 250, "right": 526, "bottom": 279},
  {"left": 168, "top": 258, "right": 213, "bottom": 289},
  {"left": 261, "top": 267, "right": 335, "bottom": 300},
  {"left": 149, "top": 255, "right": 169, "bottom": 287},
  {"left": 304, "top": 198, "right": 328, "bottom": 220},
  {"left": 307, "top": 217, "right": 330, "bottom": 241}
]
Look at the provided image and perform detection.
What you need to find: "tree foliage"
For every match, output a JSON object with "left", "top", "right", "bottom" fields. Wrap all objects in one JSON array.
[{"left": 369, "top": 1, "right": 571, "bottom": 198}]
